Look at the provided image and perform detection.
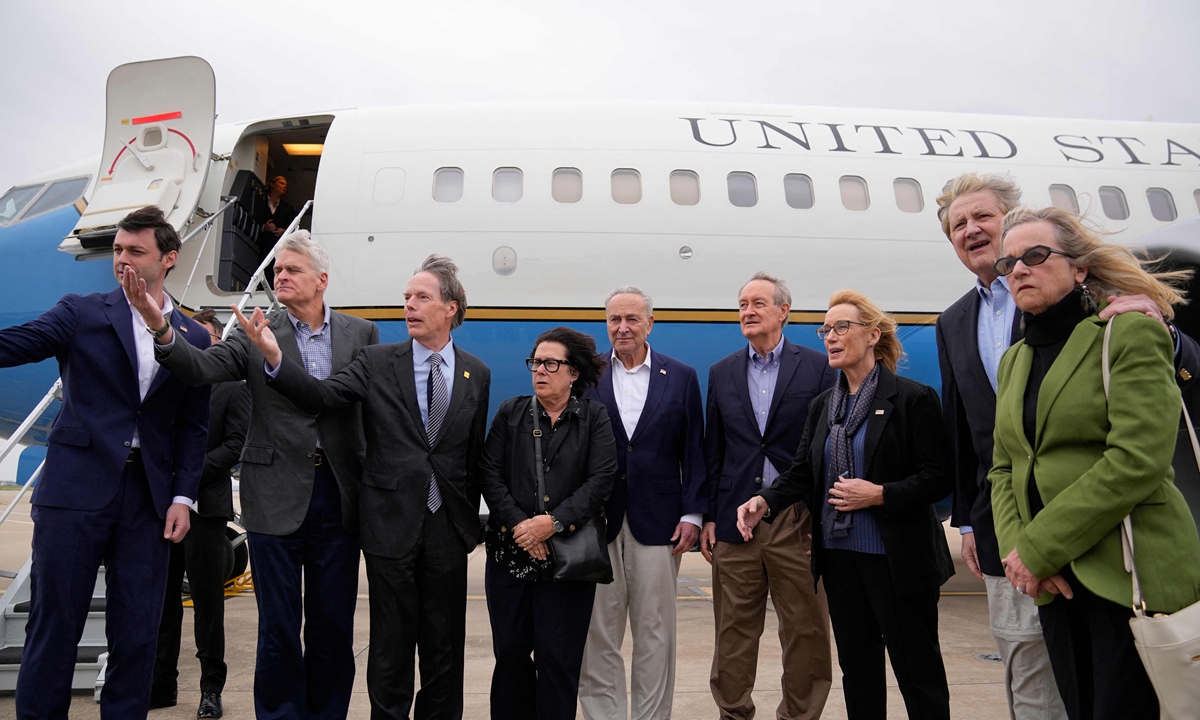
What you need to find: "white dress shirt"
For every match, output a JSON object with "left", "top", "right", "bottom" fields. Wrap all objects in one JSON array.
[
  {"left": 611, "top": 346, "right": 701, "bottom": 530},
  {"left": 124, "top": 290, "right": 192, "bottom": 508}
]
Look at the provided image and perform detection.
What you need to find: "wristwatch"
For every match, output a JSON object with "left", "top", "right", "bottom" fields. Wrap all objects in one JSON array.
[
  {"left": 147, "top": 322, "right": 170, "bottom": 339},
  {"left": 550, "top": 515, "right": 564, "bottom": 533}
]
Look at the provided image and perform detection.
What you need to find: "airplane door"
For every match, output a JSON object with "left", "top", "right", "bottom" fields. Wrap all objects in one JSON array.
[{"left": 60, "top": 56, "right": 216, "bottom": 253}]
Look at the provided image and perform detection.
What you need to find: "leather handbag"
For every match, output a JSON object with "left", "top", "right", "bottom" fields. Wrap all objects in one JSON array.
[
  {"left": 530, "top": 397, "right": 613, "bottom": 584},
  {"left": 1101, "top": 320, "right": 1200, "bottom": 719}
]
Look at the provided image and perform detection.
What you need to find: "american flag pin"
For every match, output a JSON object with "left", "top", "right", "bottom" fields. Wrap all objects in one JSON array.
[
  {"left": 463, "top": 371, "right": 470, "bottom": 379},
  {"left": 660, "top": 369, "right": 667, "bottom": 375},
  {"left": 179, "top": 325, "right": 187, "bottom": 333},
  {"left": 874, "top": 409, "right": 884, "bottom": 415}
]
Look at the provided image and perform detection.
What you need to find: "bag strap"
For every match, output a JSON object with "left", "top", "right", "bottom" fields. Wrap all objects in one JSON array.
[{"left": 530, "top": 397, "right": 547, "bottom": 515}]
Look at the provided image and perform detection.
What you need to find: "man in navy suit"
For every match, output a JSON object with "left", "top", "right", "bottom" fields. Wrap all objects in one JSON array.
[
  {"left": 0, "top": 206, "right": 211, "bottom": 720},
  {"left": 701, "top": 272, "right": 835, "bottom": 720},
  {"left": 578, "top": 286, "right": 706, "bottom": 720}
]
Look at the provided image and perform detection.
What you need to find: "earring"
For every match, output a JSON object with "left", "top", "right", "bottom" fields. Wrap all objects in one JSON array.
[{"left": 1079, "top": 283, "right": 1096, "bottom": 314}]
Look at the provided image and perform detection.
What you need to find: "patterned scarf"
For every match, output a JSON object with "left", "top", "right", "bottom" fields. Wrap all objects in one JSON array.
[{"left": 824, "top": 363, "right": 881, "bottom": 540}]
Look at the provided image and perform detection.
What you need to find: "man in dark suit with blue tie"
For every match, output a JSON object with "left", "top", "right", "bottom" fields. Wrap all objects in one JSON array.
[
  {"left": 578, "top": 286, "right": 706, "bottom": 720},
  {"left": 701, "top": 272, "right": 835, "bottom": 720},
  {"left": 0, "top": 206, "right": 211, "bottom": 719}
]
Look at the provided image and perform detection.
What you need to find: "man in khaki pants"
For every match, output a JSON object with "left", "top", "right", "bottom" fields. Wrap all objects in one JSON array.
[{"left": 700, "top": 272, "right": 836, "bottom": 720}]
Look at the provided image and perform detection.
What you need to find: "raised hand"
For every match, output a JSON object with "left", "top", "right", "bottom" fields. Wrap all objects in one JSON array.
[
  {"left": 118, "top": 264, "right": 172, "bottom": 341},
  {"left": 231, "top": 305, "right": 282, "bottom": 368}
]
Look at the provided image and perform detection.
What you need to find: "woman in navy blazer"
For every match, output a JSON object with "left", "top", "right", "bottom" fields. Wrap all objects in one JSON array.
[{"left": 737, "top": 290, "right": 955, "bottom": 720}]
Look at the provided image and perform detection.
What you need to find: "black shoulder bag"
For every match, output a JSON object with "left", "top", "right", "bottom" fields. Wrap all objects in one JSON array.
[{"left": 530, "top": 397, "right": 613, "bottom": 584}]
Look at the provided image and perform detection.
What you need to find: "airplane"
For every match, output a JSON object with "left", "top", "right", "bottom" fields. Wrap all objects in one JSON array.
[{"left": 2, "top": 56, "right": 1200, "bottom": 516}]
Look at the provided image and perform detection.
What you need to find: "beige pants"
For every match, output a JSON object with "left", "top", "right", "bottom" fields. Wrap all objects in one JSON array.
[
  {"left": 579, "top": 518, "right": 682, "bottom": 720},
  {"left": 710, "top": 504, "right": 832, "bottom": 720},
  {"left": 984, "top": 574, "right": 1067, "bottom": 720}
]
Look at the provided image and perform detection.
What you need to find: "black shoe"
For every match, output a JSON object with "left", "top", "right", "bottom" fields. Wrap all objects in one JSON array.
[
  {"left": 197, "top": 692, "right": 223, "bottom": 718},
  {"left": 148, "top": 693, "right": 177, "bottom": 710}
]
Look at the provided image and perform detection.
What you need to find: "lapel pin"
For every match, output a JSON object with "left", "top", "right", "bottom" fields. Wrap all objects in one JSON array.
[
  {"left": 660, "top": 369, "right": 667, "bottom": 375},
  {"left": 179, "top": 324, "right": 187, "bottom": 333},
  {"left": 463, "top": 371, "right": 470, "bottom": 379},
  {"left": 874, "top": 409, "right": 884, "bottom": 415}
]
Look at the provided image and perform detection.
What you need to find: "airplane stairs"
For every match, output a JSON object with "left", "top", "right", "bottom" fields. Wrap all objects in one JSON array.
[{"left": 0, "top": 560, "right": 107, "bottom": 694}]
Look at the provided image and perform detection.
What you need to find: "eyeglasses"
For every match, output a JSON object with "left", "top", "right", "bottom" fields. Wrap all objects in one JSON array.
[
  {"left": 816, "top": 320, "right": 868, "bottom": 340},
  {"left": 993, "top": 245, "right": 1074, "bottom": 277},
  {"left": 526, "top": 358, "right": 569, "bottom": 373}
]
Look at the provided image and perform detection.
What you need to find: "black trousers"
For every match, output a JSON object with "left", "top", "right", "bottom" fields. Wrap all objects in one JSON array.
[
  {"left": 821, "top": 549, "right": 950, "bottom": 720},
  {"left": 1038, "top": 566, "right": 1158, "bottom": 720},
  {"left": 16, "top": 456, "right": 170, "bottom": 720},
  {"left": 484, "top": 557, "right": 596, "bottom": 720},
  {"left": 246, "top": 460, "right": 360, "bottom": 720},
  {"left": 364, "top": 506, "right": 468, "bottom": 720},
  {"left": 152, "top": 512, "right": 231, "bottom": 698}
]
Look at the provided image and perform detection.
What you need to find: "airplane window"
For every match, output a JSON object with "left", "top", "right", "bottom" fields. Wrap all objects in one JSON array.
[
  {"left": 552, "top": 168, "right": 583, "bottom": 203},
  {"left": 670, "top": 170, "right": 700, "bottom": 206},
  {"left": 22, "top": 177, "right": 89, "bottom": 220},
  {"left": 0, "top": 184, "right": 45, "bottom": 224},
  {"left": 893, "top": 178, "right": 924, "bottom": 213},
  {"left": 611, "top": 169, "right": 642, "bottom": 205},
  {"left": 839, "top": 176, "right": 869, "bottom": 211},
  {"left": 727, "top": 172, "right": 757, "bottom": 208},
  {"left": 1048, "top": 184, "right": 1079, "bottom": 214},
  {"left": 1193, "top": 189, "right": 1199, "bottom": 215},
  {"left": 493, "top": 168, "right": 523, "bottom": 203},
  {"left": 433, "top": 168, "right": 464, "bottom": 203},
  {"left": 784, "top": 174, "right": 814, "bottom": 209},
  {"left": 1147, "top": 188, "right": 1177, "bottom": 222},
  {"left": 1098, "top": 186, "right": 1129, "bottom": 220}
]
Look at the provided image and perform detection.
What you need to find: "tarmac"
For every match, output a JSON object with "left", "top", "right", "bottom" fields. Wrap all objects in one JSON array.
[{"left": 0, "top": 488, "right": 1011, "bottom": 719}]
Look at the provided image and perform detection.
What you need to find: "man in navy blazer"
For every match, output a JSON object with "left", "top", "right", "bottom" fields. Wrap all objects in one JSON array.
[
  {"left": 578, "top": 286, "right": 706, "bottom": 720},
  {"left": 0, "top": 206, "right": 211, "bottom": 720},
  {"left": 701, "top": 272, "right": 836, "bottom": 720}
]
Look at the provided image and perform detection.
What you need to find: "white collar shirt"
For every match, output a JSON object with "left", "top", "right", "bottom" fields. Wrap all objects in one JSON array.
[{"left": 610, "top": 345, "right": 653, "bottom": 439}]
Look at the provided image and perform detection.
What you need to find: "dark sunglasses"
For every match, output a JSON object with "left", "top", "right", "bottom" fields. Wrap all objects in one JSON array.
[
  {"left": 993, "top": 245, "right": 1074, "bottom": 277},
  {"left": 526, "top": 358, "right": 570, "bottom": 373},
  {"left": 816, "top": 320, "right": 868, "bottom": 340}
]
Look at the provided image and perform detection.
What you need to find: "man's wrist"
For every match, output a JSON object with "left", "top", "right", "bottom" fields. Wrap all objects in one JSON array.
[{"left": 960, "top": 525, "right": 974, "bottom": 535}]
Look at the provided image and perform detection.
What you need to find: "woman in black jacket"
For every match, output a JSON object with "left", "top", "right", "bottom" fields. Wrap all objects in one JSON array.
[
  {"left": 480, "top": 326, "right": 618, "bottom": 720},
  {"left": 737, "top": 290, "right": 955, "bottom": 720}
]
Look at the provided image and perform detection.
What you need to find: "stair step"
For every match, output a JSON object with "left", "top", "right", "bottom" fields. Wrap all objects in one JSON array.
[
  {"left": 0, "top": 644, "right": 106, "bottom": 665},
  {"left": 9, "top": 598, "right": 106, "bottom": 615}
]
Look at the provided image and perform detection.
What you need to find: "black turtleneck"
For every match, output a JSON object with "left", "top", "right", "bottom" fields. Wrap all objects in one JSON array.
[{"left": 1021, "top": 287, "right": 1090, "bottom": 517}]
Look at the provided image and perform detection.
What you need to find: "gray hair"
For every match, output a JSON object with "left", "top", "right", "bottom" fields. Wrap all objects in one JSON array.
[
  {"left": 740, "top": 271, "right": 792, "bottom": 325},
  {"left": 415, "top": 254, "right": 468, "bottom": 330},
  {"left": 605, "top": 285, "right": 653, "bottom": 317},
  {"left": 935, "top": 172, "right": 1023, "bottom": 238},
  {"left": 275, "top": 230, "right": 330, "bottom": 276}
]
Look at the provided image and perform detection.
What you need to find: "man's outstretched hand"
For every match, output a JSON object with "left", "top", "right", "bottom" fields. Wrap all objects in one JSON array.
[
  {"left": 119, "top": 267, "right": 173, "bottom": 343},
  {"left": 231, "top": 305, "right": 282, "bottom": 369}
]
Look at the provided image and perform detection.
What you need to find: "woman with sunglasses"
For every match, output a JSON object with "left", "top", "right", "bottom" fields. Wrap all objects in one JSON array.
[
  {"left": 735, "top": 290, "right": 955, "bottom": 719},
  {"left": 480, "top": 326, "right": 618, "bottom": 720},
  {"left": 987, "top": 207, "right": 1200, "bottom": 719}
]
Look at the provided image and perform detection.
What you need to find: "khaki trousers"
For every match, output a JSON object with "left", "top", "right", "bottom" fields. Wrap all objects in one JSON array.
[
  {"left": 710, "top": 504, "right": 832, "bottom": 720},
  {"left": 579, "top": 518, "right": 682, "bottom": 720}
]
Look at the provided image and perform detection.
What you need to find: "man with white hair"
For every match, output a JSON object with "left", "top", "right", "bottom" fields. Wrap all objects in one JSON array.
[{"left": 124, "top": 230, "right": 378, "bottom": 720}]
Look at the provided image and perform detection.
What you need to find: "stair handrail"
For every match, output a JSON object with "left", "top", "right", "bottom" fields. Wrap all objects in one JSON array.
[
  {"left": 223, "top": 199, "right": 312, "bottom": 339},
  {"left": 0, "top": 379, "right": 61, "bottom": 534}
]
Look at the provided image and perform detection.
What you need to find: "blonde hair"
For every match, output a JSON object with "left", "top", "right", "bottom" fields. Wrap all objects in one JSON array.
[
  {"left": 828, "top": 289, "right": 904, "bottom": 372},
  {"left": 1000, "top": 206, "right": 1191, "bottom": 320},
  {"left": 935, "top": 172, "right": 1023, "bottom": 238}
]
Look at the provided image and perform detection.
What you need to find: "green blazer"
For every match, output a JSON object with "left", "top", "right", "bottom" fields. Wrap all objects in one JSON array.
[{"left": 990, "top": 311, "right": 1200, "bottom": 612}]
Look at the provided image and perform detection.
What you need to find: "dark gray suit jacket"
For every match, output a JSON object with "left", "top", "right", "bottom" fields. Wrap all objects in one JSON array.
[
  {"left": 156, "top": 309, "right": 378, "bottom": 536},
  {"left": 267, "top": 340, "right": 491, "bottom": 558}
]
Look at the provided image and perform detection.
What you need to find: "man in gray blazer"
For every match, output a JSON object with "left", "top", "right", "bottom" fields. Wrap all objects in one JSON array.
[
  {"left": 235, "top": 255, "right": 491, "bottom": 720},
  {"left": 124, "top": 230, "right": 378, "bottom": 720}
]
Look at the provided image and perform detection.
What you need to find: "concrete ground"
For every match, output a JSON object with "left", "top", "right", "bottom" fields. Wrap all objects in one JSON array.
[{"left": 0, "top": 488, "right": 1009, "bottom": 719}]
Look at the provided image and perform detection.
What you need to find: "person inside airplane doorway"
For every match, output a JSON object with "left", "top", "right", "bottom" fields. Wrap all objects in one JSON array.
[
  {"left": 257, "top": 175, "right": 297, "bottom": 285},
  {"left": 736, "top": 289, "right": 955, "bottom": 720},
  {"left": 700, "top": 272, "right": 836, "bottom": 720},
  {"left": 934, "top": 172, "right": 1200, "bottom": 720},
  {"left": 1, "top": 206, "right": 212, "bottom": 720},
  {"left": 234, "top": 254, "right": 492, "bottom": 720},
  {"left": 123, "top": 230, "right": 378, "bottom": 720},
  {"left": 151, "top": 308, "right": 250, "bottom": 719}
]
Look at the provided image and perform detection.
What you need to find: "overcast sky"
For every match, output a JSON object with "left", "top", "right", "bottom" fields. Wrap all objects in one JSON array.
[{"left": 3, "top": 0, "right": 1198, "bottom": 192}]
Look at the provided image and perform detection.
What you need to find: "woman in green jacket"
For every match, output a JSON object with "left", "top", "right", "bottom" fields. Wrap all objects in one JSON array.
[{"left": 989, "top": 206, "right": 1200, "bottom": 720}]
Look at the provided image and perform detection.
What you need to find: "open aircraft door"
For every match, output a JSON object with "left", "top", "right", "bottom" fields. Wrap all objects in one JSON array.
[{"left": 59, "top": 56, "right": 216, "bottom": 255}]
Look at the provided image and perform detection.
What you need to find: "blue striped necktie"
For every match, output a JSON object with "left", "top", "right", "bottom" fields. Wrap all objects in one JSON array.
[{"left": 426, "top": 352, "right": 447, "bottom": 513}]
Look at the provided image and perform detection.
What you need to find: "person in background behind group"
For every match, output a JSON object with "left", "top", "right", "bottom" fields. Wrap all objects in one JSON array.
[
  {"left": 578, "top": 286, "right": 707, "bottom": 720},
  {"left": 738, "top": 289, "right": 954, "bottom": 720},
  {"left": 151, "top": 308, "right": 251, "bottom": 719},
  {"left": 123, "top": 230, "right": 378, "bottom": 720},
  {"left": 989, "top": 206, "right": 1200, "bottom": 719},
  {"left": 481, "top": 327, "right": 618, "bottom": 720},
  {"left": 3, "top": 205, "right": 211, "bottom": 719},
  {"left": 701, "top": 272, "right": 835, "bottom": 720},
  {"left": 934, "top": 172, "right": 1200, "bottom": 720},
  {"left": 258, "top": 175, "right": 297, "bottom": 285}
]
